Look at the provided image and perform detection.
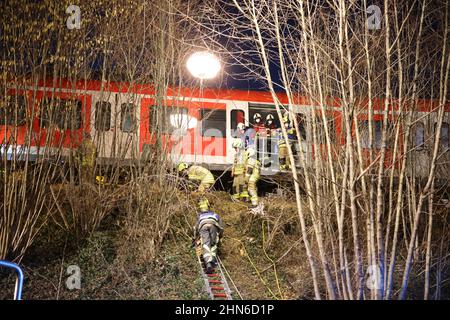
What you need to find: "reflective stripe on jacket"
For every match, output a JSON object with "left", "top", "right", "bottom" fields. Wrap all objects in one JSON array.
[
  {"left": 196, "top": 211, "right": 224, "bottom": 231},
  {"left": 233, "top": 150, "right": 246, "bottom": 175},
  {"left": 188, "top": 166, "right": 215, "bottom": 184}
]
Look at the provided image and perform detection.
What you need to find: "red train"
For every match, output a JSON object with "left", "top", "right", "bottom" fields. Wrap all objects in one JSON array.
[{"left": 1, "top": 78, "right": 449, "bottom": 176}]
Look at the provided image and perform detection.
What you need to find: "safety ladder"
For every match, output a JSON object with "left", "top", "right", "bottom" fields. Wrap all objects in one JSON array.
[{"left": 196, "top": 246, "right": 233, "bottom": 300}]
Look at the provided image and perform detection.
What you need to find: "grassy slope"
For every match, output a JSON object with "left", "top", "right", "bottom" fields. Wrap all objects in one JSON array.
[{"left": 0, "top": 190, "right": 306, "bottom": 300}]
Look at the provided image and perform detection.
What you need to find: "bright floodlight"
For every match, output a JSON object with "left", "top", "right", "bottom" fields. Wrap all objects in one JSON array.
[{"left": 186, "top": 51, "right": 221, "bottom": 80}]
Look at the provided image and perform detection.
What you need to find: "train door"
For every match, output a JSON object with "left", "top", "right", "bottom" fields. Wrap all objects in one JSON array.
[
  {"left": 410, "top": 111, "right": 430, "bottom": 178},
  {"left": 247, "top": 103, "right": 280, "bottom": 171},
  {"left": 226, "top": 101, "right": 247, "bottom": 165},
  {"left": 427, "top": 110, "right": 449, "bottom": 179},
  {"left": 114, "top": 93, "right": 141, "bottom": 160},
  {"left": 91, "top": 91, "right": 115, "bottom": 160},
  {"left": 410, "top": 108, "right": 449, "bottom": 181}
]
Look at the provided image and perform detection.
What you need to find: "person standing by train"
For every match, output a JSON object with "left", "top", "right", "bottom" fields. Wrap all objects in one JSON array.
[
  {"left": 277, "top": 112, "right": 297, "bottom": 170},
  {"left": 244, "top": 147, "right": 261, "bottom": 209},
  {"left": 231, "top": 139, "right": 249, "bottom": 202}
]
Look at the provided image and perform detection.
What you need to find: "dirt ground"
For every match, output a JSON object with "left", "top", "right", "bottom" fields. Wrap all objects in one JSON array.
[{"left": 0, "top": 189, "right": 310, "bottom": 300}]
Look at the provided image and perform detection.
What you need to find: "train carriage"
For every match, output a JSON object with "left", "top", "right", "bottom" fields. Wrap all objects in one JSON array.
[{"left": 1, "top": 78, "right": 449, "bottom": 178}]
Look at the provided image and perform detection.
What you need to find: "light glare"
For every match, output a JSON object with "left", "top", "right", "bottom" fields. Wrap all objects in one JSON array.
[{"left": 186, "top": 51, "right": 221, "bottom": 80}]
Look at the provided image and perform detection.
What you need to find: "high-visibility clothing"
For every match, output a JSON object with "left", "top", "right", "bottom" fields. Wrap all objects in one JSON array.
[
  {"left": 198, "top": 197, "right": 210, "bottom": 212},
  {"left": 277, "top": 127, "right": 296, "bottom": 146},
  {"left": 232, "top": 174, "right": 249, "bottom": 200},
  {"left": 232, "top": 149, "right": 246, "bottom": 176},
  {"left": 197, "top": 211, "right": 224, "bottom": 231},
  {"left": 195, "top": 211, "right": 224, "bottom": 264},
  {"left": 245, "top": 157, "right": 261, "bottom": 206},
  {"left": 187, "top": 165, "right": 215, "bottom": 189}
]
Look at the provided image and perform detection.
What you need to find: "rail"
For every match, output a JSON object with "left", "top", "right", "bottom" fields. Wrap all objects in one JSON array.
[
  {"left": 0, "top": 260, "right": 24, "bottom": 300},
  {"left": 195, "top": 245, "right": 233, "bottom": 300}
]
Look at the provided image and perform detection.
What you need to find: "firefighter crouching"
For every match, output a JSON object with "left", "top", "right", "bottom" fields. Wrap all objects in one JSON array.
[
  {"left": 231, "top": 139, "right": 249, "bottom": 202},
  {"left": 178, "top": 163, "right": 214, "bottom": 212},
  {"left": 178, "top": 163, "right": 215, "bottom": 194},
  {"left": 244, "top": 147, "right": 261, "bottom": 208},
  {"left": 77, "top": 132, "right": 97, "bottom": 183},
  {"left": 193, "top": 209, "right": 224, "bottom": 274}
]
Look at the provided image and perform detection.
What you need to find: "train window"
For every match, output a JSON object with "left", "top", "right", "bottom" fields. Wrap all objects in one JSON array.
[
  {"left": 413, "top": 122, "right": 425, "bottom": 150},
  {"left": 296, "top": 114, "right": 307, "bottom": 140},
  {"left": 360, "top": 120, "right": 392, "bottom": 149},
  {"left": 0, "top": 95, "right": 26, "bottom": 126},
  {"left": 230, "top": 109, "right": 244, "bottom": 138},
  {"left": 95, "top": 101, "right": 111, "bottom": 131},
  {"left": 39, "top": 98, "right": 82, "bottom": 130},
  {"left": 248, "top": 104, "right": 280, "bottom": 130},
  {"left": 150, "top": 106, "right": 189, "bottom": 134},
  {"left": 121, "top": 103, "right": 136, "bottom": 133},
  {"left": 200, "top": 109, "right": 226, "bottom": 138},
  {"left": 435, "top": 122, "right": 449, "bottom": 148}
]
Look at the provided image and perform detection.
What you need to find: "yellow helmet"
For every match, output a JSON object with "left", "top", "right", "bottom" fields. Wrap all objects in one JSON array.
[{"left": 177, "top": 162, "right": 188, "bottom": 172}]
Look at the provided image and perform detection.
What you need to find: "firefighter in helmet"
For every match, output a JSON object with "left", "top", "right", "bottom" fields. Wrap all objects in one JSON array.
[
  {"left": 253, "top": 113, "right": 265, "bottom": 133},
  {"left": 193, "top": 209, "right": 224, "bottom": 274},
  {"left": 231, "top": 138, "right": 249, "bottom": 201},
  {"left": 244, "top": 147, "right": 261, "bottom": 208},
  {"left": 178, "top": 163, "right": 215, "bottom": 194},
  {"left": 277, "top": 111, "right": 297, "bottom": 170},
  {"left": 77, "top": 132, "right": 97, "bottom": 183}
]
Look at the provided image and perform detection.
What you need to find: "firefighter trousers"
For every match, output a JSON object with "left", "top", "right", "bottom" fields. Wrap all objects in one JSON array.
[
  {"left": 232, "top": 174, "right": 249, "bottom": 200},
  {"left": 200, "top": 223, "right": 219, "bottom": 264}
]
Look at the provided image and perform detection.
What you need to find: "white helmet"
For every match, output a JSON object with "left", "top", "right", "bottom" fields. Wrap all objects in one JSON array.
[
  {"left": 237, "top": 122, "right": 245, "bottom": 131},
  {"left": 266, "top": 114, "right": 274, "bottom": 123}
]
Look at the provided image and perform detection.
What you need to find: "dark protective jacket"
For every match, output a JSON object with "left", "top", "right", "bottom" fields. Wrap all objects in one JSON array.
[{"left": 194, "top": 211, "right": 224, "bottom": 238}]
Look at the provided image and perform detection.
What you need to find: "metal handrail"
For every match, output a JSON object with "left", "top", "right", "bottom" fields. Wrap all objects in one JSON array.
[{"left": 0, "top": 260, "right": 24, "bottom": 300}]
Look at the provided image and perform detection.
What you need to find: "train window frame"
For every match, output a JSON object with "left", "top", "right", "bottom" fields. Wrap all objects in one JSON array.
[
  {"left": 200, "top": 108, "right": 226, "bottom": 138},
  {"left": 0, "top": 95, "right": 27, "bottom": 126},
  {"left": 413, "top": 122, "right": 425, "bottom": 150},
  {"left": 248, "top": 103, "right": 281, "bottom": 130},
  {"left": 149, "top": 105, "right": 189, "bottom": 135},
  {"left": 120, "top": 103, "right": 136, "bottom": 133},
  {"left": 359, "top": 120, "right": 392, "bottom": 149},
  {"left": 435, "top": 122, "right": 449, "bottom": 148},
  {"left": 230, "top": 109, "right": 245, "bottom": 138},
  {"left": 95, "top": 101, "right": 111, "bottom": 131},
  {"left": 39, "top": 97, "right": 82, "bottom": 130},
  {"left": 295, "top": 114, "right": 307, "bottom": 141}
]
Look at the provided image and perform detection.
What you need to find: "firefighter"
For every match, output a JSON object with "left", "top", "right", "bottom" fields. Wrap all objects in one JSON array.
[
  {"left": 236, "top": 122, "right": 256, "bottom": 150},
  {"left": 77, "top": 132, "right": 97, "bottom": 183},
  {"left": 263, "top": 114, "right": 277, "bottom": 167},
  {"left": 244, "top": 147, "right": 261, "bottom": 208},
  {"left": 253, "top": 113, "right": 265, "bottom": 134},
  {"left": 193, "top": 210, "right": 224, "bottom": 274},
  {"left": 277, "top": 112, "right": 297, "bottom": 170},
  {"left": 231, "top": 139, "right": 249, "bottom": 201},
  {"left": 178, "top": 163, "right": 215, "bottom": 193}
]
